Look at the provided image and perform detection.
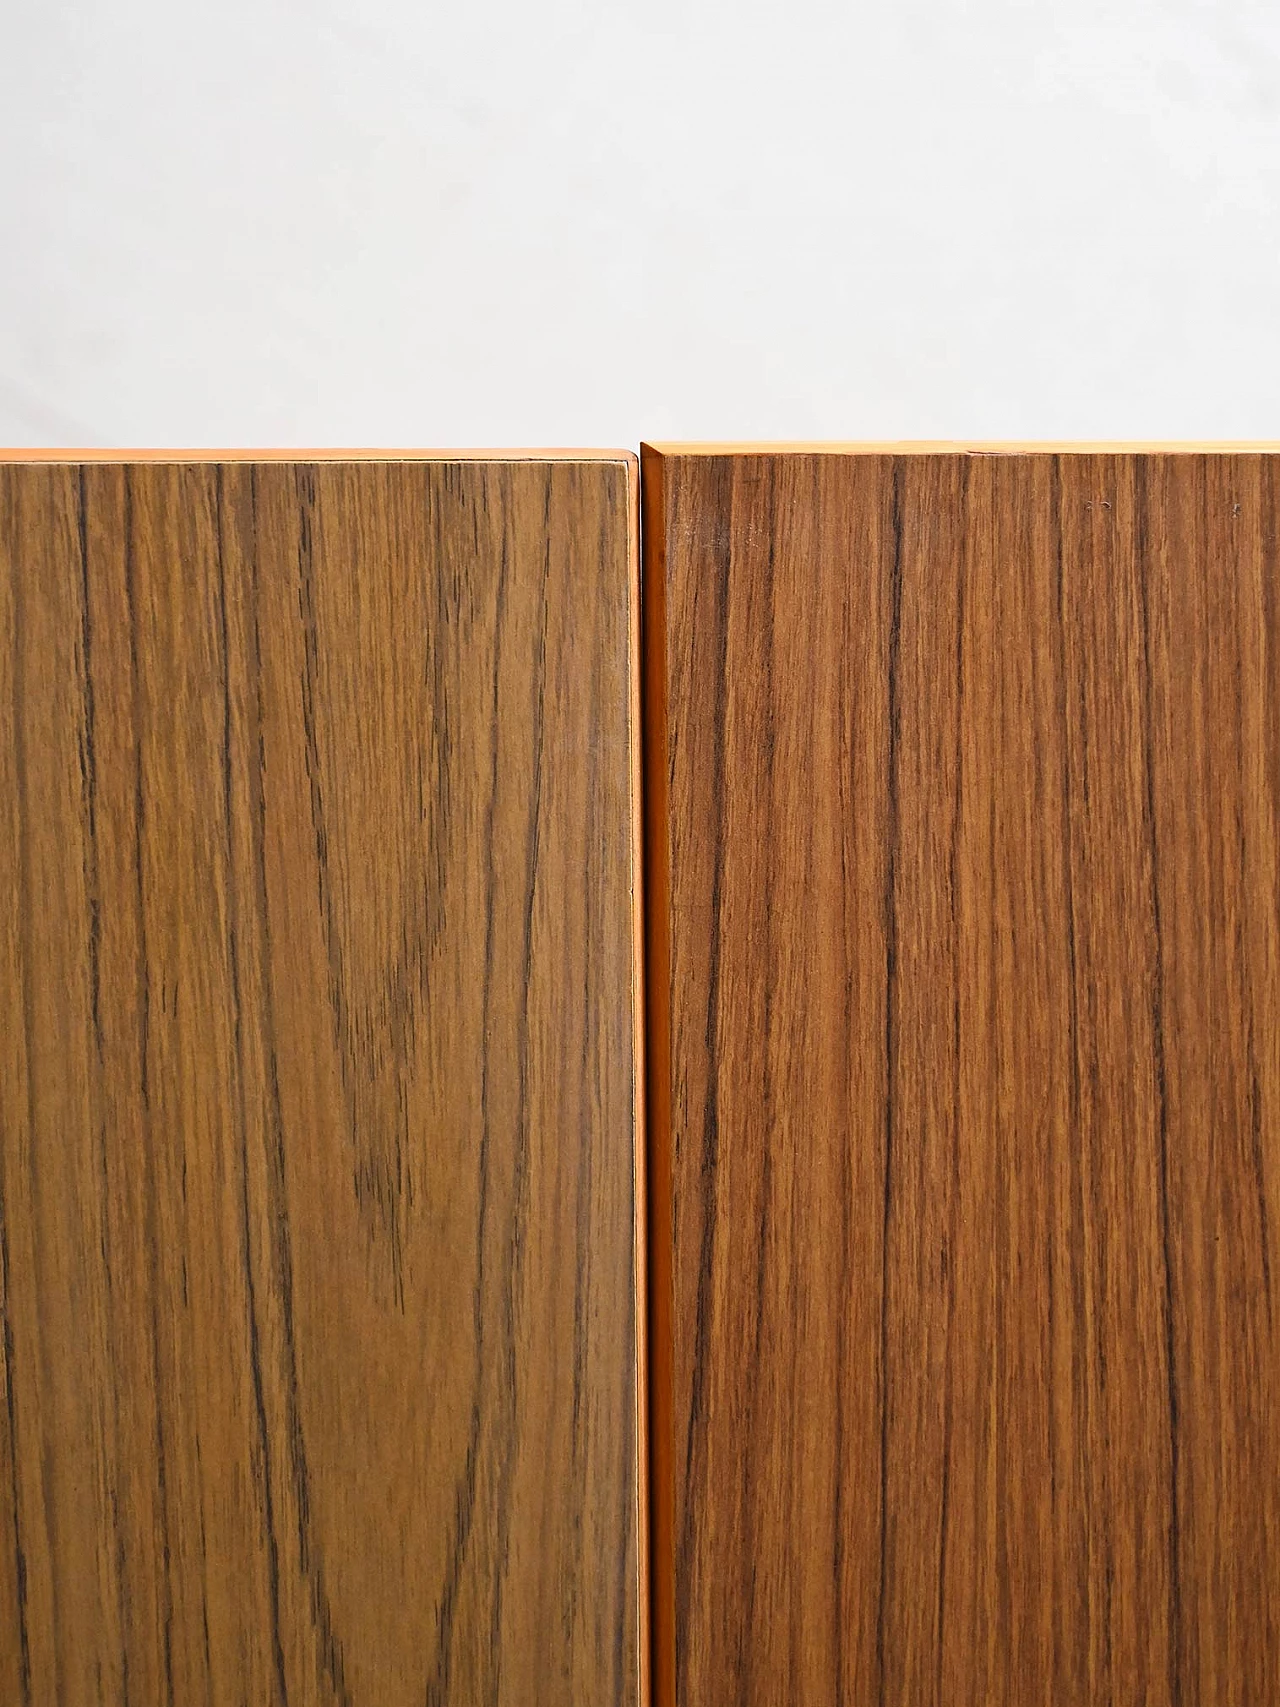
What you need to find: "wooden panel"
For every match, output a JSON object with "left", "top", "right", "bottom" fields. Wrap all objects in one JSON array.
[
  {"left": 643, "top": 445, "right": 1280, "bottom": 1706},
  {"left": 0, "top": 455, "right": 645, "bottom": 1706}
]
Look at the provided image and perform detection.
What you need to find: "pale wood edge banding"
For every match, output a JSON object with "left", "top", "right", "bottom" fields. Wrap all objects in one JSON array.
[
  {"left": 639, "top": 443, "right": 676, "bottom": 1707},
  {"left": 625, "top": 452, "right": 652, "bottom": 1707},
  {"left": 643, "top": 441, "right": 1280, "bottom": 457},
  {"left": 0, "top": 448, "right": 638, "bottom": 465}
]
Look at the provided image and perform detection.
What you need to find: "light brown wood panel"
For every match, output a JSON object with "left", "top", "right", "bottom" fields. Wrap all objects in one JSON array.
[
  {"left": 0, "top": 454, "right": 645, "bottom": 1706},
  {"left": 643, "top": 445, "right": 1280, "bottom": 1707}
]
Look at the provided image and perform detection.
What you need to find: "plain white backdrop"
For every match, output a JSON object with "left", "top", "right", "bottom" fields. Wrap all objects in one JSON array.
[{"left": 3, "top": 0, "right": 1279, "bottom": 448}]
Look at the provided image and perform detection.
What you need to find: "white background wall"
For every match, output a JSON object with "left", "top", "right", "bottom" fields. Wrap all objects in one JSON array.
[{"left": 3, "top": 0, "right": 1279, "bottom": 448}]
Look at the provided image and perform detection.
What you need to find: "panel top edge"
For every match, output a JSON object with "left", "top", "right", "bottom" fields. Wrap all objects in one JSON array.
[
  {"left": 641, "top": 441, "right": 1280, "bottom": 457},
  {"left": 0, "top": 447, "right": 639, "bottom": 467}
]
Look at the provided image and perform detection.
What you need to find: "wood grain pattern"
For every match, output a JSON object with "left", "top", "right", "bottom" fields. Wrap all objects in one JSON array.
[
  {"left": 643, "top": 445, "right": 1280, "bottom": 1707},
  {"left": 0, "top": 455, "right": 645, "bottom": 1706}
]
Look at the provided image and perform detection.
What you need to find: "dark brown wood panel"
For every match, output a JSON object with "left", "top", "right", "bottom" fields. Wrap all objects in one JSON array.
[
  {"left": 643, "top": 445, "right": 1280, "bottom": 1707},
  {"left": 0, "top": 455, "right": 645, "bottom": 1706}
]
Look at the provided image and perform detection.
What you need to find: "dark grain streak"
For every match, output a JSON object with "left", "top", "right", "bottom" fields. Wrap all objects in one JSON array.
[
  {"left": 1051, "top": 455, "right": 1089, "bottom": 1694},
  {"left": 424, "top": 501, "right": 509, "bottom": 1707},
  {"left": 876, "top": 457, "right": 904, "bottom": 1707},
  {"left": 122, "top": 470, "right": 177, "bottom": 1707},
  {"left": 77, "top": 469, "right": 103, "bottom": 1050},
  {"left": 1135, "top": 458, "right": 1184, "bottom": 1707},
  {"left": 486, "top": 470, "right": 553, "bottom": 1707},
  {"left": 247, "top": 470, "right": 353, "bottom": 1707},
  {"left": 215, "top": 470, "right": 290, "bottom": 1707},
  {"left": 79, "top": 467, "right": 133, "bottom": 1707},
  {"left": 831, "top": 458, "right": 853, "bottom": 1707},
  {"left": 935, "top": 455, "right": 970, "bottom": 1707},
  {"left": 674, "top": 458, "right": 733, "bottom": 1691},
  {"left": 739, "top": 461, "right": 778, "bottom": 1707},
  {"left": 1234, "top": 494, "right": 1274, "bottom": 1318}
]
